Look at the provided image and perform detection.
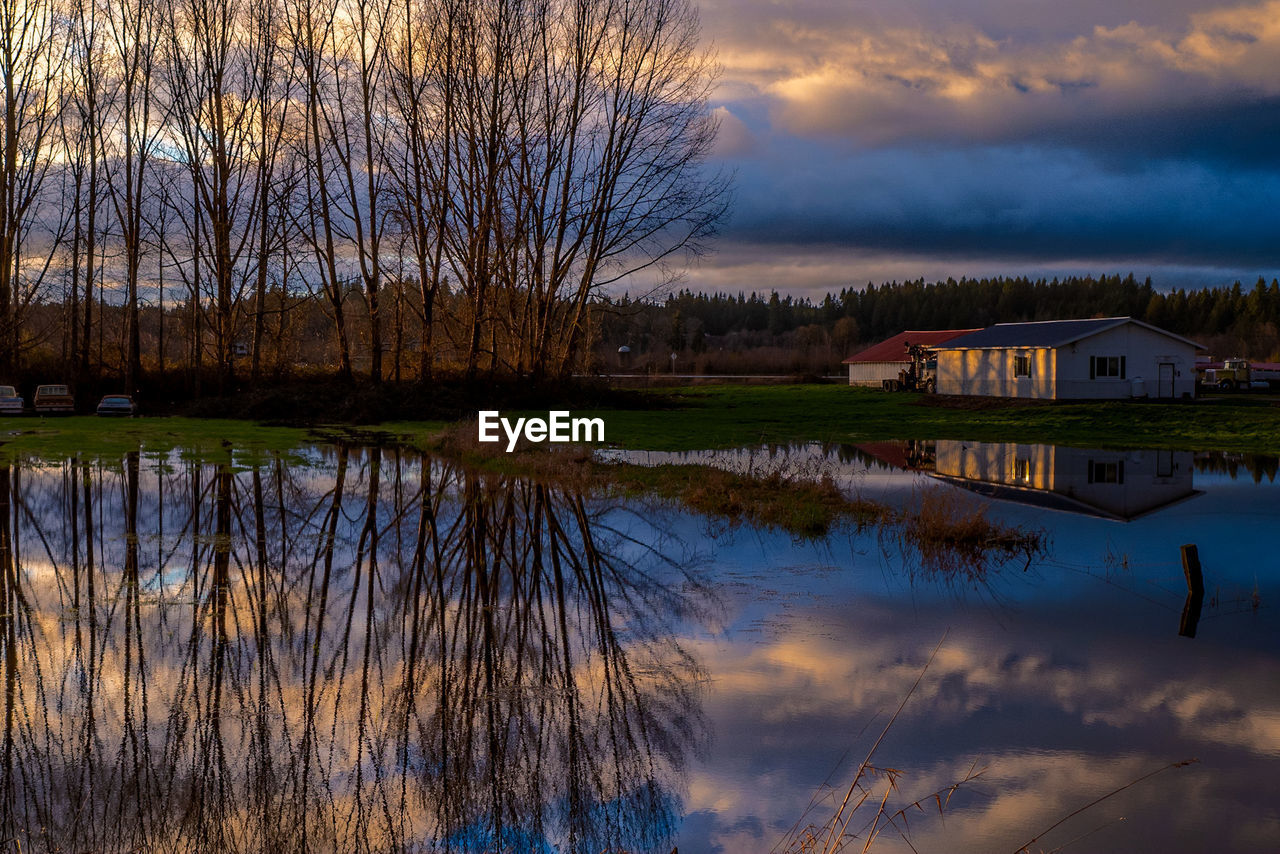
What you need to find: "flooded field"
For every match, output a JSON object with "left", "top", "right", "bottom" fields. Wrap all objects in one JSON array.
[{"left": 0, "top": 438, "right": 1275, "bottom": 852}]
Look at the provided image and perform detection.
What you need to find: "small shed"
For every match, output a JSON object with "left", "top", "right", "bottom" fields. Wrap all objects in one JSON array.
[
  {"left": 842, "top": 329, "right": 980, "bottom": 387},
  {"left": 931, "top": 317, "right": 1202, "bottom": 400}
]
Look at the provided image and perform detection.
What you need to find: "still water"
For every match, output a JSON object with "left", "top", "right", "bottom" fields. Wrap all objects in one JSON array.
[{"left": 0, "top": 439, "right": 1275, "bottom": 852}]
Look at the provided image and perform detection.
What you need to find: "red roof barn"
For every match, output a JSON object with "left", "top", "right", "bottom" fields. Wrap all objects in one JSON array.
[{"left": 842, "top": 329, "right": 979, "bottom": 387}]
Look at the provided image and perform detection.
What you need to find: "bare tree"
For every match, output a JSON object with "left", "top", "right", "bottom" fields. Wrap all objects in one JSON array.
[
  {"left": 246, "top": 0, "right": 299, "bottom": 384},
  {"left": 103, "top": 0, "right": 163, "bottom": 393},
  {"left": 446, "top": 0, "right": 521, "bottom": 380},
  {"left": 385, "top": 0, "right": 457, "bottom": 381},
  {"left": 432, "top": 0, "right": 725, "bottom": 379},
  {"left": 325, "top": 0, "right": 396, "bottom": 383},
  {"left": 61, "top": 0, "right": 107, "bottom": 383},
  {"left": 287, "top": 0, "right": 354, "bottom": 381},
  {"left": 0, "top": 0, "right": 66, "bottom": 374},
  {"left": 163, "top": 0, "right": 289, "bottom": 393},
  {"left": 522, "top": 0, "right": 726, "bottom": 377}
]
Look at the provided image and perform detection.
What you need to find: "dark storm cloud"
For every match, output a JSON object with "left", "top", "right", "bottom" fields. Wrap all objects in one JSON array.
[
  {"left": 716, "top": 139, "right": 1280, "bottom": 267},
  {"left": 690, "top": 0, "right": 1280, "bottom": 287},
  {"left": 1044, "top": 96, "right": 1280, "bottom": 168}
]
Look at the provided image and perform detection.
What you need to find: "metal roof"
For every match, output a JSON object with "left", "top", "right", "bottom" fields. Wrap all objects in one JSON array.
[
  {"left": 933, "top": 317, "right": 1203, "bottom": 351},
  {"left": 842, "top": 329, "right": 981, "bottom": 363}
]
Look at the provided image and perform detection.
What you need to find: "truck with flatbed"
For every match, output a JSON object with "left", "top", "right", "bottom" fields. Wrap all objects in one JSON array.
[{"left": 1200, "top": 359, "right": 1280, "bottom": 391}]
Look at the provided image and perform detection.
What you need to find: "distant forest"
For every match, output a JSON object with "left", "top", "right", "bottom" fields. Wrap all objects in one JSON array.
[
  {"left": 594, "top": 274, "right": 1280, "bottom": 375},
  {"left": 19, "top": 273, "right": 1280, "bottom": 392}
]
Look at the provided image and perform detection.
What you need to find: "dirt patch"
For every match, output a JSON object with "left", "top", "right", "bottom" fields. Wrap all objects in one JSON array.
[{"left": 911, "top": 394, "right": 1058, "bottom": 410}]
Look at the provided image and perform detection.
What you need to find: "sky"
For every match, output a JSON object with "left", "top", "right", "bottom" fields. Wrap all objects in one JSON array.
[{"left": 686, "top": 0, "right": 1280, "bottom": 299}]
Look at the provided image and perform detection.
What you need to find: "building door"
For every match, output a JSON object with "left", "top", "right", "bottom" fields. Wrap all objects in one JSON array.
[{"left": 1158, "top": 363, "right": 1175, "bottom": 398}]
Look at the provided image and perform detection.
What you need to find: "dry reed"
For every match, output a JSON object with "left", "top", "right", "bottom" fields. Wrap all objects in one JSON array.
[{"left": 895, "top": 487, "right": 1046, "bottom": 580}]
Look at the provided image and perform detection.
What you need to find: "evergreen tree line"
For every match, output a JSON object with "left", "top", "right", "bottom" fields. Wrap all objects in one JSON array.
[{"left": 596, "top": 274, "right": 1280, "bottom": 374}]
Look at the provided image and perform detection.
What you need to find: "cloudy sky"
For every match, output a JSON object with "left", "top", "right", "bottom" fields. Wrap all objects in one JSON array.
[{"left": 687, "top": 0, "right": 1280, "bottom": 298}]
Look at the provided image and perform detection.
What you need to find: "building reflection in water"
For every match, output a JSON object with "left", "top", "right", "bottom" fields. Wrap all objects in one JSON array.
[
  {"left": 858, "top": 439, "right": 1201, "bottom": 521},
  {"left": 0, "top": 447, "right": 708, "bottom": 853}
]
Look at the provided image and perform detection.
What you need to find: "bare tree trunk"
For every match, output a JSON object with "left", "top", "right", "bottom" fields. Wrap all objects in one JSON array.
[
  {"left": 81, "top": 137, "right": 97, "bottom": 380},
  {"left": 163, "top": 0, "right": 294, "bottom": 397},
  {"left": 387, "top": 0, "right": 456, "bottom": 384},
  {"left": 65, "top": 158, "right": 83, "bottom": 379},
  {"left": 156, "top": 216, "right": 165, "bottom": 379},
  {"left": 0, "top": 0, "right": 63, "bottom": 376},
  {"left": 392, "top": 272, "right": 403, "bottom": 382},
  {"left": 288, "top": 0, "right": 352, "bottom": 382},
  {"left": 190, "top": 197, "right": 203, "bottom": 395},
  {"left": 105, "top": 0, "right": 161, "bottom": 395}
]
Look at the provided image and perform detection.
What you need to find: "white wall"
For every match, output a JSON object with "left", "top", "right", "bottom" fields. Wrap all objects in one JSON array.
[
  {"left": 936, "top": 322, "right": 1197, "bottom": 399},
  {"left": 936, "top": 347, "right": 1054, "bottom": 398},
  {"left": 848, "top": 361, "right": 908, "bottom": 387},
  {"left": 1053, "top": 324, "right": 1196, "bottom": 399}
]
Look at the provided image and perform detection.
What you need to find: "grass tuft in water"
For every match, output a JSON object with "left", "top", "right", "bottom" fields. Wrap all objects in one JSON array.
[
  {"left": 426, "top": 420, "right": 886, "bottom": 538},
  {"left": 895, "top": 487, "right": 1047, "bottom": 578}
]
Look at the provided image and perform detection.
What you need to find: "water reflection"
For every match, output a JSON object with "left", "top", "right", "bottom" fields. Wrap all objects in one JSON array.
[
  {"left": 4, "top": 437, "right": 1276, "bottom": 853},
  {"left": 679, "top": 595, "right": 1280, "bottom": 853},
  {"left": 929, "top": 440, "right": 1200, "bottom": 520},
  {"left": 604, "top": 440, "right": 1279, "bottom": 523},
  {"left": 659, "top": 440, "right": 1280, "bottom": 853},
  {"left": 0, "top": 448, "right": 707, "bottom": 853}
]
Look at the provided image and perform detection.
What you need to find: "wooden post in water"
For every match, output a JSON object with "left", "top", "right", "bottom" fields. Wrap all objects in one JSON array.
[
  {"left": 1181, "top": 544, "right": 1204, "bottom": 596},
  {"left": 1179, "top": 544, "right": 1204, "bottom": 638}
]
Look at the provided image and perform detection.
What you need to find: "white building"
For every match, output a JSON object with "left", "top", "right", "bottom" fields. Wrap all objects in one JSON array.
[
  {"left": 842, "top": 328, "right": 979, "bottom": 387},
  {"left": 931, "top": 317, "right": 1201, "bottom": 400}
]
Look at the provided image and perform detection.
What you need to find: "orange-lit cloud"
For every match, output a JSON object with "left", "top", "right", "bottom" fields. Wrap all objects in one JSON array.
[
  {"left": 676, "top": 0, "right": 1280, "bottom": 292},
  {"left": 705, "top": 0, "right": 1280, "bottom": 145}
]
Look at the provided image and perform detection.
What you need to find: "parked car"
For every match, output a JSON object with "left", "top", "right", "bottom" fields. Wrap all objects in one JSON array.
[
  {"left": 33, "top": 384, "right": 75, "bottom": 415},
  {"left": 96, "top": 394, "right": 138, "bottom": 417},
  {"left": 0, "top": 385, "right": 23, "bottom": 415}
]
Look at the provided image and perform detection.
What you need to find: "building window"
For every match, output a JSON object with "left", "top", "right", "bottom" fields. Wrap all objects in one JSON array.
[
  {"left": 1090, "top": 355, "right": 1126, "bottom": 379},
  {"left": 1014, "top": 354, "right": 1031, "bottom": 377},
  {"left": 1088, "top": 460, "right": 1124, "bottom": 484},
  {"left": 1014, "top": 457, "right": 1031, "bottom": 483}
]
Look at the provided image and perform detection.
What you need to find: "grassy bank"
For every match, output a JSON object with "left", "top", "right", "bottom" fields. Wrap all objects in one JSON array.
[
  {"left": 8, "top": 384, "right": 1279, "bottom": 461},
  {"left": 3, "top": 384, "right": 1276, "bottom": 540},
  {"left": 428, "top": 429, "right": 1045, "bottom": 561},
  {"left": 0, "top": 416, "right": 323, "bottom": 464},
  {"left": 34, "top": 378, "right": 1277, "bottom": 455},
  {"left": 584, "top": 385, "right": 1280, "bottom": 453}
]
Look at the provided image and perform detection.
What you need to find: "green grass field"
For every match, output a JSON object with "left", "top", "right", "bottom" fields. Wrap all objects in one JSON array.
[
  {"left": 587, "top": 385, "right": 1280, "bottom": 453},
  {"left": 0, "top": 416, "right": 318, "bottom": 464},
  {"left": 2, "top": 385, "right": 1277, "bottom": 463},
  {"left": 3, "top": 387, "right": 1271, "bottom": 537}
]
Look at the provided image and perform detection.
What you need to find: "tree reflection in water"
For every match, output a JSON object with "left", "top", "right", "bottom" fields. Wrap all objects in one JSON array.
[{"left": 0, "top": 446, "right": 707, "bottom": 853}]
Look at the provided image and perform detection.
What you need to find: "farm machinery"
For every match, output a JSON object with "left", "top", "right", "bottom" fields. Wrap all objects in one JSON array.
[{"left": 882, "top": 342, "right": 938, "bottom": 393}]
